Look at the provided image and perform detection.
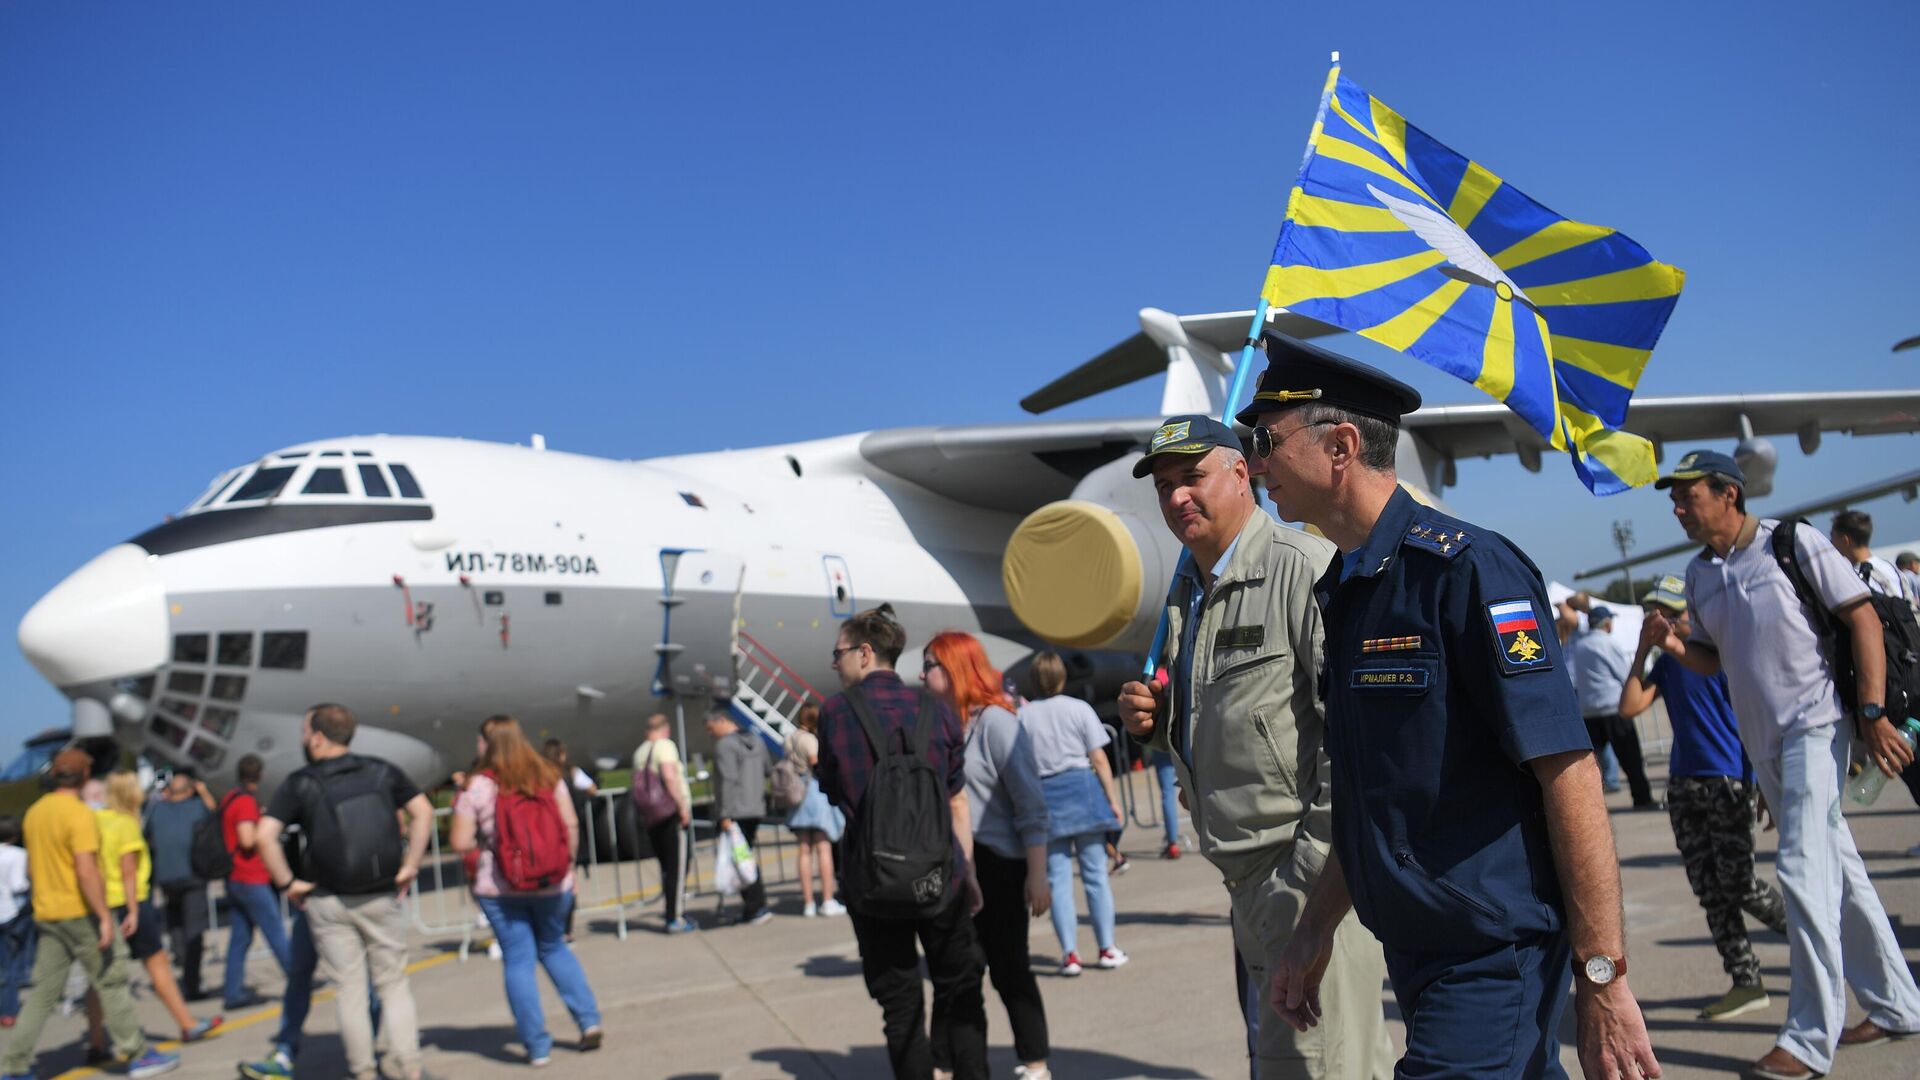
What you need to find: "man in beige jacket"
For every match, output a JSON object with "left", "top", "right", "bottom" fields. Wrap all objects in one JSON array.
[{"left": 1118, "top": 415, "right": 1390, "bottom": 1079}]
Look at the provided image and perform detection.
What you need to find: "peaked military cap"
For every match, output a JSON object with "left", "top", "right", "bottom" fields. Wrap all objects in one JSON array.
[
  {"left": 1133, "top": 415, "right": 1242, "bottom": 478},
  {"left": 1234, "top": 332, "right": 1423, "bottom": 427}
]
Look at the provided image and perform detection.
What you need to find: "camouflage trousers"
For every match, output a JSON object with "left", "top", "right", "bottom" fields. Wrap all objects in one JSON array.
[{"left": 1667, "top": 775, "right": 1788, "bottom": 988}]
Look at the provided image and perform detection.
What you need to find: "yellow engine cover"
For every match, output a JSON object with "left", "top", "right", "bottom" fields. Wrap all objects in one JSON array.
[{"left": 1001, "top": 500, "right": 1143, "bottom": 649}]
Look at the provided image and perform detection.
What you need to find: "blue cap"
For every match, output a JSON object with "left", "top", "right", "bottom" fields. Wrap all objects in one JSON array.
[
  {"left": 1587, "top": 605, "right": 1617, "bottom": 624},
  {"left": 1133, "top": 415, "right": 1243, "bottom": 478},
  {"left": 1654, "top": 449, "right": 1745, "bottom": 490},
  {"left": 1235, "top": 332, "right": 1423, "bottom": 427}
]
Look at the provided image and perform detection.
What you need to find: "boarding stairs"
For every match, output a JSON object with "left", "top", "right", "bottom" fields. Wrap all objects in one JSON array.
[{"left": 729, "top": 631, "right": 826, "bottom": 756}]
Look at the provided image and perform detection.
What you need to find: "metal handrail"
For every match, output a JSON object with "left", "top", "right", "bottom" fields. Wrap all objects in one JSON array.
[{"left": 737, "top": 631, "right": 828, "bottom": 710}]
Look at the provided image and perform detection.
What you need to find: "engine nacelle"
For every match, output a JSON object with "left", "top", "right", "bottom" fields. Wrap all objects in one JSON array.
[
  {"left": 1001, "top": 453, "right": 1178, "bottom": 654},
  {"left": 1734, "top": 436, "right": 1778, "bottom": 498}
]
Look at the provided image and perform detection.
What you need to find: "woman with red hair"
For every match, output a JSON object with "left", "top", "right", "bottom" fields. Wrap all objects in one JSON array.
[{"left": 922, "top": 630, "right": 1053, "bottom": 1080}]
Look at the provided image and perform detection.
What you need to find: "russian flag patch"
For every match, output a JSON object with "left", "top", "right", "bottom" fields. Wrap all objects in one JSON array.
[{"left": 1487, "top": 599, "right": 1551, "bottom": 674}]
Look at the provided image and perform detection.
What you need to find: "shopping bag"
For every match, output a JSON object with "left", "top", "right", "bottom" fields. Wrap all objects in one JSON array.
[
  {"left": 725, "top": 821, "right": 760, "bottom": 887},
  {"left": 713, "top": 838, "right": 742, "bottom": 896}
]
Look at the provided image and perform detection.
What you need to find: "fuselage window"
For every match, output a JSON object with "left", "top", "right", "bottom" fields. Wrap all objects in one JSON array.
[
  {"left": 545, "top": 591, "right": 562, "bottom": 606},
  {"left": 200, "top": 706, "right": 239, "bottom": 738},
  {"left": 358, "top": 464, "right": 392, "bottom": 498},
  {"left": 227, "top": 466, "right": 296, "bottom": 503},
  {"left": 172, "top": 634, "right": 209, "bottom": 664},
  {"left": 303, "top": 468, "right": 349, "bottom": 495},
  {"left": 261, "top": 631, "right": 308, "bottom": 671},
  {"left": 388, "top": 464, "right": 425, "bottom": 499},
  {"left": 209, "top": 674, "right": 248, "bottom": 701},
  {"left": 166, "top": 671, "right": 205, "bottom": 696},
  {"left": 483, "top": 591, "right": 504, "bottom": 606},
  {"left": 217, "top": 633, "right": 253, "bottom": 667}
]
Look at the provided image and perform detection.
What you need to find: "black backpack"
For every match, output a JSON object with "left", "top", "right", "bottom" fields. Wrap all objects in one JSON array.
[
  {"left": 189, "top": 791, "right": 238, "bottom": 881},
  {"left": 1770, "top": 518, "right": 1920, "bottom": 726},
  {"left": 840, "top": 687, "right": 953, "bottom": 919},
  {"left": 300, "top": 756, "right": 407, "bottom": 896}
]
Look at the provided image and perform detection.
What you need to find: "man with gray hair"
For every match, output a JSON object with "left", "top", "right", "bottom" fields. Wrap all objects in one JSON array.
[{"left": 1117, "top": 413, "right": 1391, "bottom": 1079}]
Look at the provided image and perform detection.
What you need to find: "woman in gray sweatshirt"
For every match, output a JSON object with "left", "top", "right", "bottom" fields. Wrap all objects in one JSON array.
[{"left": 922, "top": 630, "right": 1053, "bottom": 1080}]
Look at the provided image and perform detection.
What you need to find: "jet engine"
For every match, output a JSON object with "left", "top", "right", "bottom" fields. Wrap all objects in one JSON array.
[
  {"left": 1734, "top": 435, "right": 1778, "bottom": 498},
  {"left": 1001, "top": 453, "right": 1180, "bottom": 655}
]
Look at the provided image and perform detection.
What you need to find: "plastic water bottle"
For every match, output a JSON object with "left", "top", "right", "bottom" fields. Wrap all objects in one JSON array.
[{"left": 1848, "top": 717, "right": 1920, "bottom": 805}]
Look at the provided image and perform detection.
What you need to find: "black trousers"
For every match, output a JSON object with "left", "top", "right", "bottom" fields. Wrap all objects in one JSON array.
[
  {"left": 156, "top": 880, "right": 209, "bottom": 998},
  {"left": 1586, "top": 714, "right": 1654, "bottom": 806},
  {"left": 933, "top": 847, "right": 1048, "bottom": 1068},
  {"left": 850, "top": 893, "right": 987, "bottom": 1080},
  {"left": 646, "top": 816, "right": 688, "bottom": 923}
]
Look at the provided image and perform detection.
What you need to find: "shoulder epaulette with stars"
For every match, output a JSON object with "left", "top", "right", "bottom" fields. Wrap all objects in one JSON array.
[{"left": 1404, "top": 521, "right": 1472, "bottom": 558}]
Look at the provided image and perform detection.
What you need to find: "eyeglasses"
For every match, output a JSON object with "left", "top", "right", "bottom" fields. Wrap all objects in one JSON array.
[
  {"left": 921, "top": 659, "right": 942, "bottom": 674},
  {"left": 1251, "top": 420, "right": 1335, "bottom": 458},
  {"left": 830, "top": 644, "right": 864, "bottom": 664}
]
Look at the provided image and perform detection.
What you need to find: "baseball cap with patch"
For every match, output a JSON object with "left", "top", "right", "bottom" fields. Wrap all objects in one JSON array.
[
  {"left": 1654, "top": 449, "right": 1745, "bottom": 490},
  {"left": 1133, "top": 415, "right": 1242, "bottom": 478},
  {"left": 1641, "top": 574, "right": 1688, "bottom": 611}
]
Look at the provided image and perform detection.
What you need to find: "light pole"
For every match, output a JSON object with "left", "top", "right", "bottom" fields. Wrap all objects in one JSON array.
[{"left": 1612, "top": 520, "right": 1636, "bottom": 601}]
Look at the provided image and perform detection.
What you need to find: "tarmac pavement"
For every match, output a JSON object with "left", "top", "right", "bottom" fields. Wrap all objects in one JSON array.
[{"left": 11, "top": 763, "right": 1920, "bottom": 1079}]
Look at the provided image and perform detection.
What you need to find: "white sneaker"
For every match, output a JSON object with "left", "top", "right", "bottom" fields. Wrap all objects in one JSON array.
[
  {"left": 820, "top": 899, "right": 847, "bottom": 916},
  {"left": 1097, "top": 947, "right": 1129, "bottom": 970},
  {"left": 803, "top": 902, "right": 819, "bottom": 918},
  {"left": 1059, "top": 952, "right": 1083, "bottom": 977},
  {"left": 488, "top": 940, "right": 503, "bottom": 961}
]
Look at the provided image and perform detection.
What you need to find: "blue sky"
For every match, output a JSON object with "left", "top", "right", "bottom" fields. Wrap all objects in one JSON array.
[{"left": 3, "top": 3, "right": 1916, "bottom": 751}]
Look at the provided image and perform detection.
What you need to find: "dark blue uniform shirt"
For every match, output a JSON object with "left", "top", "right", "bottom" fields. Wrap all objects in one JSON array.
[{"left": 1316, "top": 487, "right": 1590, "bottom": 955}]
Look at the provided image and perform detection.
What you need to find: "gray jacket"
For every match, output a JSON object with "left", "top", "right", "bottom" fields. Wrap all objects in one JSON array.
[
  {"left": 962, "top": 704, "right": 1050, "bottom": 861},
  {"left": 1148, "top": 509, "right": 1337, "bottom": 889},
  {"left": 715, "top": 728, "right": 770, "bottom": 820}
]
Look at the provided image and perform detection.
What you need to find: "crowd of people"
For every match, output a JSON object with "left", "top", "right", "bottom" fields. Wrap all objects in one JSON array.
[{"left": 0, "top": 338, "right": 1917, "bottom": 1080}]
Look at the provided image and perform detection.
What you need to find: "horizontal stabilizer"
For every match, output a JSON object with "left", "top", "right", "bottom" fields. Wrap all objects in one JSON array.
[{"left": 1020, "top": 308, "right": 1341, "bottom": 414}]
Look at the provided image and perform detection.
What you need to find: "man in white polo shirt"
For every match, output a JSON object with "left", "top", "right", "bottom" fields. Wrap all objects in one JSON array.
[{"left": 1643, "top": 450, "right": 1920, "bottom": 1080}]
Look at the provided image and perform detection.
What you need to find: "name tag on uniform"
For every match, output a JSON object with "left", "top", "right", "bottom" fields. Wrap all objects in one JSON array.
[
  {"left": 1214, "top": 625, "right": 1265, "bottom": 650},
  {"left": 1350, "top": 667, "right": 1431, "bottom": 690}
]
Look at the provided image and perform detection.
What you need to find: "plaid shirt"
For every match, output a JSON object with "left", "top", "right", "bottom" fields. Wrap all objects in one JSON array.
[{"left": 816, "top": 670, "right": 969, "bottom": 890}]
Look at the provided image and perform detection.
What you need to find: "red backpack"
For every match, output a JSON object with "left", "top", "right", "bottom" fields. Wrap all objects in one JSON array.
[{"left": 485, "top": 772, "right": 573, "bottom": 892}]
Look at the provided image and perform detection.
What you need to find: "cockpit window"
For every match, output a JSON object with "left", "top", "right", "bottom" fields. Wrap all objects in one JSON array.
[
  {"left": 358, "top": 464, "right": 392, "bottom": 497},
  {"left": 227, "top": 466, "right": 296, "bottom": 503},
  {"left": 388, "top": 464, "right": 425, "bottom": 499},
  {"left": 302, "top": 468, "right": 348, "bottom": 495},
  {"left": 189, "top": 470, "right": 243, "bottom": 511}
]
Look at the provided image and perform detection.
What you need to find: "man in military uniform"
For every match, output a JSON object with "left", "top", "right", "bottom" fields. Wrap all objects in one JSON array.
[
  {"left": 1116, "top": 415, "right": 1391, "bottom": 1079},
  {"left": 1245, "top": 335, "right": 1659, "bottom": 1080}
]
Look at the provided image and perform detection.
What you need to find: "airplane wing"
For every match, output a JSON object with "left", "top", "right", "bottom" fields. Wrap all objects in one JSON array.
[
  {"left": 1572, "top": 467, "right": 1920, "bottom": 582},
  {"left": 860, "top": 417, "right": 1162, "bottom": 514},
  {"left": 1406, "top": 391, "right": 1920, "bottom": 461}
]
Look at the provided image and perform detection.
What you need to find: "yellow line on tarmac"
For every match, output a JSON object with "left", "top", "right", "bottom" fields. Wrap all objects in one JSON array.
[{"left": 50, "top": 951, "right": 461, "bottom": 1080}]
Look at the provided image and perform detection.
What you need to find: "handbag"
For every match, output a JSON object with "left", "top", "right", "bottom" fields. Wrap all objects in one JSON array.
[{"left": 630, "top": 742, "right": 682, "bottom": 827}]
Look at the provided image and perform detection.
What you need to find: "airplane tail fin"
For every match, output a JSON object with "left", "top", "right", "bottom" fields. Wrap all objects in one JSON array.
[{"left": 1020, "top": 308, "right": 1343, "bottom": 417}]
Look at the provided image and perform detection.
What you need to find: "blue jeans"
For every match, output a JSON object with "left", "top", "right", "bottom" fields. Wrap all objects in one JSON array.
[
  {"left": 224, "top": 880, "right": 293, "bottom": 1005},
  {"left": 1151, "top": 752, "right": 1180, "bottom": 848},
  {"left": 0, "top": 911, "right": 33, "bottom": 1017},
  {"left": 273, "top": 908, "right": 379, "bottom": 1060},
  {"left": 475, "top": 891, "right": 601, "bottom": 1059},
  {"left": 1752, "top": 722, "right": 1920, "bottom": 1072},
  {"left": 1046, "top": 832, "right": 1114, "bottom": 956}
]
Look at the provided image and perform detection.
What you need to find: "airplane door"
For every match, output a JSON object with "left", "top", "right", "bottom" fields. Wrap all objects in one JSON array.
[
  {"left": 823, "top": 555, "right": 854, "bottom": 618},
  {"left": 655, "top": 549, "right": 744, "bottom": 698}
]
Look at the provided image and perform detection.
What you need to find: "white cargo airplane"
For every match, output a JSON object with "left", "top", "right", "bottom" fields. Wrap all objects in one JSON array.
[{"left": 18, "top": 308, "right": 1920, "bottom": 790}]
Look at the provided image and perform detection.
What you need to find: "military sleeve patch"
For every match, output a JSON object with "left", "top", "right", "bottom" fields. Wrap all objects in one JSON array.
[
  {"left": 1486, "top": 598, "right": 1552, "bottom": 674},
  {"left": 1404, "top": 522, "right": 1471, "bottom": 558}
]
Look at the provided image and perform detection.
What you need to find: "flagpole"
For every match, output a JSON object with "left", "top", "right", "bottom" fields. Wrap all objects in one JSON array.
[{"left": 1136, "top": 52, "right": 1341, "bottom": 681}]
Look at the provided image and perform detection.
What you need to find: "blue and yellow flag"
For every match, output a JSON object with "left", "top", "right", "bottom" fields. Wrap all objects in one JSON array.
[{"left": 1263, "top": 67, "right": 1684, "bottom": 495}]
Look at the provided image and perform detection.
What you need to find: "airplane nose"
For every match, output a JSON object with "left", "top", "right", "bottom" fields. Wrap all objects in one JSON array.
[{"left": 18, "top": 543, "right": 170, "bottom": 687}]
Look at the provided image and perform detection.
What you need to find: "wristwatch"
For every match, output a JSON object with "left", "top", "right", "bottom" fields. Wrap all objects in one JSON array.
[
  {"left": 1577, "top": 953, "right": 1626, "bottom": 987},
  {"left": 1859, "top": 703, "right": 1887, "bottom": 723}
]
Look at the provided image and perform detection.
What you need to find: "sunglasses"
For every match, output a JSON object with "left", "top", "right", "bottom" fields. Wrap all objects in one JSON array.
[{"left": 1250, "top": 420, "right": 1335, "bottom": 458}]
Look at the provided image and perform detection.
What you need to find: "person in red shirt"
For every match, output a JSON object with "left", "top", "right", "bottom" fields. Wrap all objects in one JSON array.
[{"left": 222, "top": 755, "right": 291, "bottom": 1010}]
